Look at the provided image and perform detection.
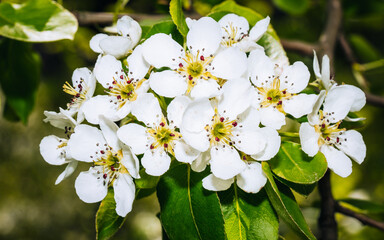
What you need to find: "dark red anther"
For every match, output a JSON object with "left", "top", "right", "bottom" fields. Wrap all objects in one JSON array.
[
  {"left": 179, "top": 63, "right": 183, "bottom": 68},
  {"left": 220, "top": 117, "right": 224, "bottom": 122},
  {"left": 242, "top": 156, "right": 247, "bottom": 160},
  {"left": 117, "top": 95, "right": 121, "bottom": 100},
  {"left": 200, "top": 55, "right": 205, "bottom": 61},
  {"left": 127, "top": 80, "right": 132, "bottom": 84},
  {"left": 111, "top": 166, "right": 115, "bottom": 171},
  {"left": 109, "top": 86, "right": 113, "bottom": 89},
  {"left": 170, "top": 133, "right": 175, "bottom": 137},
  {"left": 160, "top": 122, "right": 165, "bottom": 127},
  {"left": 326, "top": 137, "right": 330, "bottom": 141},
  {"left": 232, "top": 121, "right": 237, "bottom": 127},
  {"left": 103, "top": 174, "right": 107, "bottom": 179},
  {"left": 337, "top": 137, "right": 340, "bottom": 143},
  {"left": 164, "top": 143, "right": 168, "bottom": 148},
  {"left": 188, "top": 75, "right": 193, "bottom": 80},
  {"left": 282, "top": 90, "right": 286, "bottom": 94},
  {"left": 78, "top": 84, "right": 82, "bottom": 89},
  {"left": 150, "top": 144, "right": 154, "bottom": 149},
  {"left": 75, "top": 93, "right": 80, "bottom": 98},
  {"left": 112, "top": 80, "right": 117, "bottom": 84},
  {"left": 321, "top": 124, "right": 325, "bottom": 128},
  {"left": 278, "top": 101, "right": 282, "bottom": 105},
  {"left": 100, "top": 150, "right": 105, "bottom": 154},
  {"left": 267, "top": 97, "right": 272, "bottom": 101},
  {"left": 215, "top": 137, "right": 220, "bottom": 142},
  {"left": 120, "top": 75, "right": 124, "bottom": 79}
]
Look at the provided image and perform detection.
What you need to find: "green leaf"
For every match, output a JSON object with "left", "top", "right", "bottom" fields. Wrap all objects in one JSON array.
[
  {"left": 219, "top": 186, "right": 279, "bottom": 240},
  {"left": 142, "top": 20, "right": 184, "bottom": 45},
  {"left": 0, "top": 0, "right": 78, "bottom": 42},
  {"left": 338, "top": 198, "right": 384, "bottom": 215},
  {"left": 263, "top": 162, "right": 316, "bottom": 240},
  {"left": 271, "top": 0, "right": 310, "bottom": 15},
  {"left": 135, "top": 168, "right": 160, "bottom": 189},
  {"left": 269, "top": 141, "right": 327, "bottom": 184},
  {"left": 157, "top": 164, "right": 226, "bottom": 240},
  {"left": 210, "top": 0, "right": 289, "bottom": 66},
  {"left": 96, "top": 188, "right": 125, "bottom": 240},
  {"left": 0, "top": 38, "right": 40, "bottom": 124},
  {"left": 275, "top": 175, "right": 317, "bottom": 197},
  {"left": 169, "top": 0, "right": 189, "bottom": 37}
]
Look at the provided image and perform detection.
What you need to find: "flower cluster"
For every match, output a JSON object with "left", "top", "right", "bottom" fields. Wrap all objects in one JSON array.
[{"left": 40, "top": 14, "right": 366, "bottom": 217}]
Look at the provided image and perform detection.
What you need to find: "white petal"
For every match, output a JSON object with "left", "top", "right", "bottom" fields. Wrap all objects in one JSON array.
[
  {"left": 218, "top": 78, "right": 252, "bottom": 119},
  {"left": 191, "top": 151, "right": 210, "bottom": 172},
  {"left": 323, "top": 86, "right": 356, "bottom": 123},
  {"left": 180, "top": 128, "right": 210, "bottom": 152},
  {"left": 236, "top": 38, "right": 262, "bottom": 52},
  {"left": 174, "top": 140, "right": 200, "bottom": 164},
  {"left": 82, "top": 95, "right": 131, "bottom": 124},
  {"left": 40, "top": 135, "right": 68, "bottom": 165},
  {"left": 321, "top": 145, "right": 352, "bottom": 178},
  {"left": 94, "top": 54, "right": 123, "bottom": 88},
  {"left": 189, "top": 79, "right": 221, "bottom": 99},
  {"left": 141, "top": 149, "right": 171, "bottom": 176},
  {"left": 210, "top": 146, "right": 246, "bottom": 180},
  {"left": 55, "top": 161, "right": 78, "bottom": 185},
  {"left": 338, "top": 130, "right": 366, "bottom": 164},
  {"left": 219, "top": 14, "right": 249, "bottom": 41},
  {"left": 299, "top": 123, "right": 320, "bottom": 157},
  {"left": 75, "top": 167, "right": 108, "bottom": 203},
  {"left": 149, "top": 70, "right": 187, "bottom": 98},
  {"left": 237, "top": 162, "right": 267, "bottom": 193},
  {"left": 248, "top": 49, "right": 275, "bottom": 87},
  {"left": 236, "top": 107, "right": 261, "bottom": 131},
  {"left": 283, "top": 94, "right": 318, "bottom": 118},
  {"left": 249, "top": 16, "right": 270, "bottom": 41},
  {"left": 90, "top": 33, "right": 108, "bottom": 53},
  {"left": 251, "top": 127, "right": 281, "bottom": 161},
  {"left": 308, "top": 90, "right": 326, "bottom": 125},
  {"left": 232, "top": 129, "right": 266, "bottom": 155},
  {"left": 280, "top": 61, "right": 310, "bottom": 93},
  {"left": 131, "top": 93, "right": 163, "bottom": 126},
  {"left": 127, "top": 44, "right": 150, "bottom": 80},
  {"left": 99, "top": 115, "right": 121, "bottom": 151},
  {"left": 67, "top": 125, "right": 106, "bottom": 162},
  {"left": 344, "top": 116, "right": 366, "bottom": 122},
  {"left": 117, "top": 15, "right": 141, "bottom": 47},
  {"left": 43, "top": 109, "right": 76, "bottom": 130},
  {"left": 259, "top": 107, "right": 286, "bottom": 130},
  {"left": 339, "top": 85, "right": 366, "bottom": 112},
  {"left": 100, "top": 36, "right": 133, "bottom": 59},
  {"left": 210, "top": 47, "right": 247, "bottom": 79},
  {"left": 121, "top": 145, "right": 141, "bottom": 178},
  {"left": 202, "top": 174, "right": 234, "bottom": 192},
  {"left": 117, "top": 123, "right": 148, "bottom": 155},
  {"left": 167, "top": 96, "right": 192, "bottom": 128},
  {"left": 181, "top": 98, "right": 214, "bottom": 132},
  {"left": 187, "top": 17, "right": 221, "bottom": 57},
  {"left": 313, "top": 51, "right": 321, "bottom": 78},
  {"left": 186, "top": 17, "right": 196, "bottom": 29},
  {"left": 321, "top": 55, "right": 331, "bottom": 90},
  {"left": 142, "top": 33, "right": 183, "bottom": 69},
  {"left": 113, "top": 173, "right": 135, "bottom": 217},
  {"left": 72, "top": 67, "right": 96, "bottom": 96}
]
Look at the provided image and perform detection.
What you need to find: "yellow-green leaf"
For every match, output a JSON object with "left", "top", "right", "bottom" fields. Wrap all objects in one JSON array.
[{"left": 169, "top": 0, "right": 189, "bottom": 37}]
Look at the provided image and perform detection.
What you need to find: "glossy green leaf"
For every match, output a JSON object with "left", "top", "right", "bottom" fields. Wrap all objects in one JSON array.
[
  {"left": 263, "top": 163, "right": 316, "bottom": 240},
  {"left": 210, "top": 0, "right": 289, "bottom": 66},
  {"left": 219, "top": 186, "right": 279, "bottom": 240},
  {"left": 338, "top": 198, "right": 384, "bottom": 215},
  {"left": 157, "top": 164, "right": 226, "bottom": 240},
  {"left": 169, "top": 0, "right": 189, "bottom": 37},
  {"left": 142, "top": 20, "right": 183, "bottom": 45},
  {"left": 0, "top": 38, "right": 40, "bottom": 124},
  {"left": 269, "top": 141, "right": 327, "bottom": 184},
  {"left": 96, "top": 188, "right": 125, "bottom": 240},
  {"left": 275, "top": 175, "right": 317, "bottom": 197},
  {"left": 0, "top": 0, "right": 78, "bottom": 42},
  {"left": 135, "top": 168, "right": 160, "bottom": 189},
  {"left": 272, "top": 0, "right": 310, "bottom": 15}
]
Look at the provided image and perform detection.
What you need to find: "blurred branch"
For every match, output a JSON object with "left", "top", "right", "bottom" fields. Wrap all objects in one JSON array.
[
  {"left": 280, "top": 40, "right": 318, "bottom": 56},
  {"left": 335, "top": 203, "right": 384, "bottom": 231}
]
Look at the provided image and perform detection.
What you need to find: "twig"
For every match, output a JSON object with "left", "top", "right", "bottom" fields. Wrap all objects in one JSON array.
[
  {"left": 335, "top": 203, "right": 384, "bottom": 231},
  {"left": 280, "top": 39, "right": 318, "bottom": 56},
  {"left": 366, "top": 93, "right": 384, "bottom": 108}
]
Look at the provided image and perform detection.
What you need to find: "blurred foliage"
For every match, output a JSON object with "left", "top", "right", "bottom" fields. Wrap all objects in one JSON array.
[{"left": 0, "top": 0, "right": 383, "bottom": 239}]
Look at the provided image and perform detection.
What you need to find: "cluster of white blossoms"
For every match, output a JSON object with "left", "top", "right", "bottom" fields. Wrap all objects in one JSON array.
[{"left": 40, "top": 14, "right": 366, "bottom": 217}]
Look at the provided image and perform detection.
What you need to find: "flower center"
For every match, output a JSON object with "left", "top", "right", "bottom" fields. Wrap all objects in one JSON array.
[
  {"left": 256, "top": 77, "right": 292, "bottom": 112},
  {"left": 266, "top": 89, "right": 282, "bottom": 103},
  {"left": 187, "top": 62, "right": 203, "bottom": 78},
  {"left": 107, "top": 75, "right": 146, "bottom": 109},
  {"left": 205, "top": 109, "right": 238, "bottom": 146},
  {"left": 314, "top": 111, "right": 346, "bottom": 146},
  {"left": 147, "top": 119, "right": 181, "bottom": 154},
  {"left": 221, "top": 22, "right": 245, "bottom": 47},
  {"left": 93, "top": 150, "right": 127, "bottom": 186}
]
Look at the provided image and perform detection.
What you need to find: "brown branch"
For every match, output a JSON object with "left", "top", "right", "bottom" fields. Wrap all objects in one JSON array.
[
  {"left": 366, "top": 93, "right": 384, "bottom": 108},
  {"left": 280, "top": 39, "right": 318, "bottom": 56},
  {"left": 335, "top": 203, "right": 384, "bottom": 231}
]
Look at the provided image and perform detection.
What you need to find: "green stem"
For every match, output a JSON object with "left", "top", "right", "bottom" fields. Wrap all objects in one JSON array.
[
  {"left": 279, "top": 132, "right": 300, "bottom": 138},
  {"left": 354, "top": 59, "right": 384, "bottom": 72}
]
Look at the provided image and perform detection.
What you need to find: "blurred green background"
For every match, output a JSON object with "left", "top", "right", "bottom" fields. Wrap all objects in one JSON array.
[{"left": 0, "top": 0, "right": 383, "bottom": 239}]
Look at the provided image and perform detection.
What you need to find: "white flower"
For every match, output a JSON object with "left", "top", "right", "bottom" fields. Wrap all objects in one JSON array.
[
  {"left": 313, "top": 51, "right": 334, "bottom": 91},
  {"left": 141, "top": 17, "right": 247, "bottom": 99},
  {"left": 43, "top": 107, "right": 77, "bottom": 131},
  {"left": 62, "top": 68, "right": 96, "bottom": 123},
  {"left": 299, "top": 87, "right": 366, "bottom": 178},
  {"left": 117, "top": 93, "right": 199, "bottom": 176},
  {"left": 218, "top": 14, "right": 270, "bottom": 52},
  {"left": 67, "top": 116, "right": 140, "bottom": 217},
  {"left": 82, "top": 49, "right": 150, "bottom": 124},
  {"left": 181, "top": 78, "right": 280, "bottom": 180},
  {"left": 40, "top": 135, "right": 78, "bottom": 185},
  {"left": 90, "top": 16, "right": 142, "bottom": 59},
  {"left": 248, "top": 49, "right": 317, "bottom": 129}
]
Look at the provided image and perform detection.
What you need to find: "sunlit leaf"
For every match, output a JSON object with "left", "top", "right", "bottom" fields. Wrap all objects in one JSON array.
[
  {"left": 263, "top": 163, "right": 316, "bottom": 240},
  {"left": 0, "top": 38, "right": 40, "bottom": 124},
  {"left": 157, "top": 164, "right": 226, "bottom": 240},
  {"left": 142, "top": 20, "right": 183, "bottom": 45},
  {"left": 275, "top": 175, "right": 317, "bottom": 197},
  {"left": 0, "top": 0, "right": 78, "bottom": 42},
  {"left": 269, "top": 141, "right": 327, "bottom": 184},
  {"left": 96, "top": 188, "right": 125, "bottom": 240},
  {"left": 169, "top": 0, "right": 189, "bottom": 37},
  {"left": 219, "top": 186, "right": 279, "bottom": 240}
]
